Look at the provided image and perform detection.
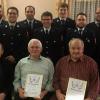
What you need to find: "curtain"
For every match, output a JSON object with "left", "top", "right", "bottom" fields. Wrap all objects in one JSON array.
[{"left": 68, "top": 0, "right": 100, "bottom": 23}]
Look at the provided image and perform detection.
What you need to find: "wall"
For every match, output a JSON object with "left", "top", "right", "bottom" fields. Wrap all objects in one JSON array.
[{"left": 6, "top": 0, "right": 60, "bottom": 21}]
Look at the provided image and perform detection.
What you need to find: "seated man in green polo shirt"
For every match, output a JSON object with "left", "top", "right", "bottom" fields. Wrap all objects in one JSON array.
[{"left": 13, "top": 39, "right": 54, "bottom": 100}]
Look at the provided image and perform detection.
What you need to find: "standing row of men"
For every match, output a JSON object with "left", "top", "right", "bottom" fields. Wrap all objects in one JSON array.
[
  {"left": 0, "top": 4, "right": 100, "bottom": 65},
  {"left": 0, "top": 2, "right": 100, "bottom": 100}
]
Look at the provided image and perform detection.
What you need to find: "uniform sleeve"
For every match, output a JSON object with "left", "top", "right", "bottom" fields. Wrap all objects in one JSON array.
[{"left": 13, "top": 61, "right": 22, "bottom": 92}]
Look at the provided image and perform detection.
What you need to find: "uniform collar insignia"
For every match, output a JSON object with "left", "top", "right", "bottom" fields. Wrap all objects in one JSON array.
[
  {"left": 74, "top": 29, "right": 77, "bottom": 32},
  {"left": 41, "top": 29, "right": 44, "bottom": 32},
  {"left": 16, "top": 24, "right": 20, "bottom": 28},
  {"left": 5, "top": 25, "right": 8, "bottom": 28}
]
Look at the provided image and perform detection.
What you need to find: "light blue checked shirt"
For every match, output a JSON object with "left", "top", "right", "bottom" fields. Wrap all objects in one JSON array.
[{"left": 13, "top": 56, "right": 54, "bottom": 92}]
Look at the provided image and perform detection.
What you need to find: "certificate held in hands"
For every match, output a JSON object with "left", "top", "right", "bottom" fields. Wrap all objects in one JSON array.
[
  {"left": 24, "top": 74, "right": 43, "bottom": 98},
  {"left": 65, "top": 78, "right": 87, "bottom": 100}
]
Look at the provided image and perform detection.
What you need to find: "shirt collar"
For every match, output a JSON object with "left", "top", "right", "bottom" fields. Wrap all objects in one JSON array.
[
  {"left": 43, "top": 27, "right": 51, "bottom": 32},
  {"left": 9, "top": 22, "right": 16, "bottom": 27},
  {"left": 27, "top": 19, "right": 34, "bottom": 23},
  {"left": 67, "top": 55, "right": 84, "bottom": 62},
  {"left": 59, "top": 17, "right": 66, "bottom": 21},
  {"left": 27, "top": 55, "right": 42, "bottom": 61},
  {"left": 77, "top": 27, "right": 85, "bottom": 31},
  {"left": 95, "top": 21, "right": 100, "bottom": 27}
]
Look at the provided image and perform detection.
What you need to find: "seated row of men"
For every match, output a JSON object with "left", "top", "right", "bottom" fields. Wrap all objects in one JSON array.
[{"left": 0, "top": 38, "right": 99, "bottom": 100}]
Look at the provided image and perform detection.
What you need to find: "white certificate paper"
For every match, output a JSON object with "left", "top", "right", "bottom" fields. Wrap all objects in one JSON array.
[
  {"left": 24, "top": 74, "right": 43, "bottom": 98},
  {"left": 65, "top": 78, "right": 87, "bottom": 100}
]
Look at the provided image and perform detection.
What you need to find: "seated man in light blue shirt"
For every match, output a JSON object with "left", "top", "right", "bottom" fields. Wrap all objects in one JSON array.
[{"left": 13, "top": 39, "right": 54, "bottom": 100}]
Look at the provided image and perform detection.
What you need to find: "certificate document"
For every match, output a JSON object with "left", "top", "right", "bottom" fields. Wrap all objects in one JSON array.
[
  {"left": 24, "top": 74, "right": 43, "bottom": 98},
  {"left": 65, "top": 78, "right": 87, "bottom": 100}
]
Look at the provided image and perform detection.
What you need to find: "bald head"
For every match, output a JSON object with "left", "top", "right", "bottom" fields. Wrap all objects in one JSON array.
[
  {"left": 68, "top": 38, "right": 84, "bottom": 60},
  {"left": 69, "top": 38, "right": 84, "bottom": 48}
]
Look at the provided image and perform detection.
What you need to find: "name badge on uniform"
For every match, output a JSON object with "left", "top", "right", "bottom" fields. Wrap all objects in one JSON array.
[
  {"left": 24, "top": 74, "right": 43, "bottom": 98},
  {"left": 65, "top": 78, "right": 87, "bottom": 100}
]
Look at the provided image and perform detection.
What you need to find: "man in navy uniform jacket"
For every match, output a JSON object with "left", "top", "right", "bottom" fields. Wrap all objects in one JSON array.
[
  {"left": 87, "top": 8, "right": 100, "bottom": 75},
  {"left": 64, "top": 12, "right": 96, "bottom": 58},
  {"left": 34, "top": 11, "right": 63, "bottom": 65},
  {"left": 19, "top": 5, "right": 42, "bottom": 42}
]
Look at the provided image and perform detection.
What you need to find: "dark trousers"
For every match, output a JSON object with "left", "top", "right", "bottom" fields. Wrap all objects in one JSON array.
[
  {"left": 14, "top": 92, "right": 54, "bottom": 100},
  {"left": 5, "top": 85, "right": 13, "bottom": 100}
]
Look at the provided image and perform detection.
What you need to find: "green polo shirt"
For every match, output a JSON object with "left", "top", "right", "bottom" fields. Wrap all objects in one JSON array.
[{"left": 13, "top": 56, "right": 54, "bottom": 92}]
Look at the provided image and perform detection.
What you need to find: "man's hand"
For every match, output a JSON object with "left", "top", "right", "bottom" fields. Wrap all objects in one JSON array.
[
  {"left": 40, "top": 90, "right": 47, "bottom": 99},
  {"left": 34, "top": 96, "right": 41, "bottom": 100},
  {"left": 18, "top": 88, "right": 26, "bottom": 99},
  {"left": 56, "top": 90, "right": 65, "bottom": 100},
  {"left": 85, "top": 98, "right": 93, "bottom": 100},
  {"left": 0, "top": 93, "right": 6, "bottom": 100},
  {"left": 34, "top": 90, "right": 48, "bottom": 100},
  {"left": 6, "top": 55, "right": 15, "bottom": 63}
]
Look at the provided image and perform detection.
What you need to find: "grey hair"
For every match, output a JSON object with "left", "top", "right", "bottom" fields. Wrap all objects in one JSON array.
[
  {"left": 28, "top": 39, "right": 42, "bottom": 48},
  {"left": 68, "top": 38, "right": 84, "bottom": 48}
]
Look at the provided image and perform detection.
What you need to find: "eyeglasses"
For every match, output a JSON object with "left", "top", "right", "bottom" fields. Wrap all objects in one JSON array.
[{"left": 42, "top": 19, "right": 52, "bottom": 20}]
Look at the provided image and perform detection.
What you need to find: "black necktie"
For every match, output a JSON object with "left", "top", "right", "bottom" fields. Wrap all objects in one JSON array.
[
  {"left": 45, "top": 30, "right": 49, "bottom": 40},
  {"left": 28, "top": 21, "right": 32, "bottom": 30},
  {"left": 79, "top": 29, "right": 83, "bottom": 35},
  {"left": 45, "top": 30, "right": 49, "bottom": 34},
  {"left": 61, "top": 20, "right": 65, "bottom": 25},
  {"left": 10, "top": 25, "right": 14, "bottom": 30}
]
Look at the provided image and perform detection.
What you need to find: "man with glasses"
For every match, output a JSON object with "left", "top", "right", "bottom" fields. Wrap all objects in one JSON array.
[{"left": 34, "top": 11, "right": 63, "bottom": 65}]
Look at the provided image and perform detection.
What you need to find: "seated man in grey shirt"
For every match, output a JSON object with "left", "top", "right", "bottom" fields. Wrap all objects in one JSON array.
[{"left": 13, "top": 39, "right": 54, "bottom": 100}]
